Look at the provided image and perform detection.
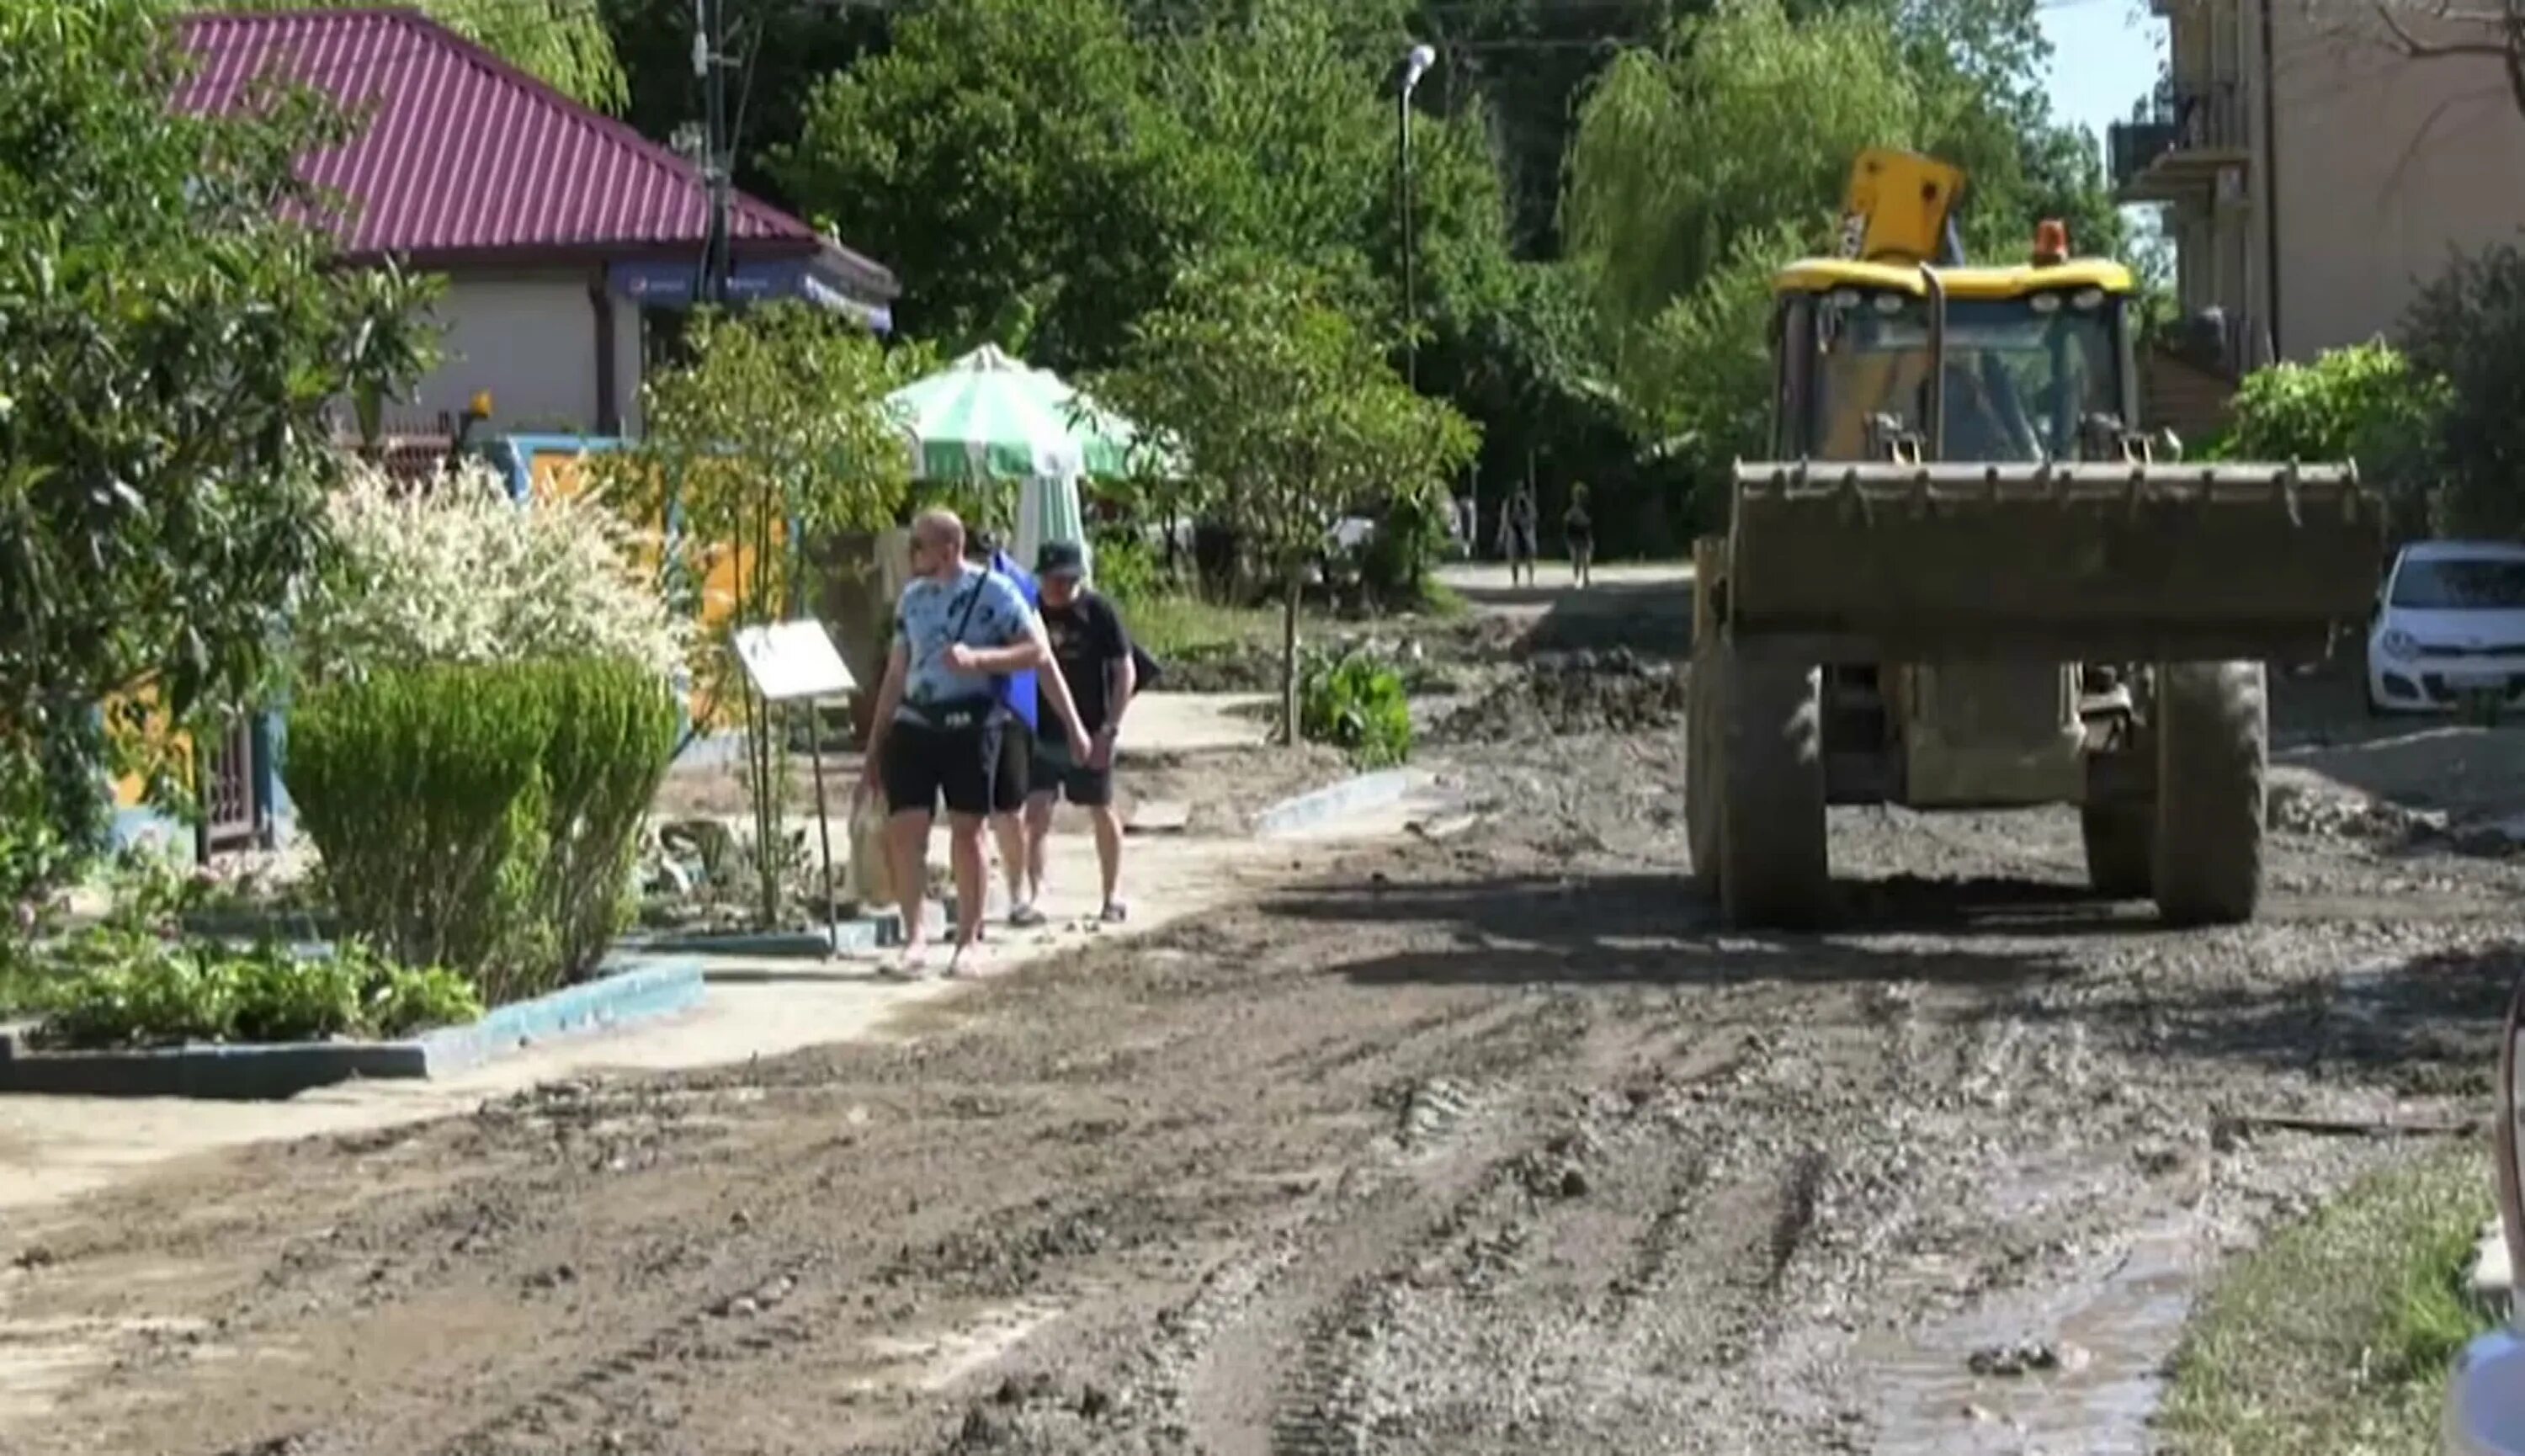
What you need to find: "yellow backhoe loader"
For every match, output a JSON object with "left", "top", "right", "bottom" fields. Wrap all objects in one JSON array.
[{"left": 1685, "top": 149, "right": 2382, "bottom": 928}]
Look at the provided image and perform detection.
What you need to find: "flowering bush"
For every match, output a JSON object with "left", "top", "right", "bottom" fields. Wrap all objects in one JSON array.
[{"left": 289, "top": 460, "right": 687, "bottom": 685}]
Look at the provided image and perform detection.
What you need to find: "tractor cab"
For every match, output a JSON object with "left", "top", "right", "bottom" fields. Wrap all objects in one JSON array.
[
  {"left": 1766, "top": 148, "right": 2147, "bottom": 467},
  {"left": 1768, "top": 257, "right": 2141, "bottom": 466}
]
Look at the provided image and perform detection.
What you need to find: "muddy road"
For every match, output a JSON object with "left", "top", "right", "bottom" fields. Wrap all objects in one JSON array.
[{"left": 12, "top": 582, "right": 2525, "bottom": 1456}]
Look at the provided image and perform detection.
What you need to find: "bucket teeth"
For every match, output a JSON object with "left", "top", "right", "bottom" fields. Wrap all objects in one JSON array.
[{"left": 1731, "top": 460, "right": 2363, "bottom": 499}]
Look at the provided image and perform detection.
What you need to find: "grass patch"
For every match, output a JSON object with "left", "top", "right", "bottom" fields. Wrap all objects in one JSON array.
[
  {"left": 1119, "top": 592, "right": 1280, "bottom": 661},
  {"left": 2158, "top": 1145, "right": 2498, "bottom": 1456}
]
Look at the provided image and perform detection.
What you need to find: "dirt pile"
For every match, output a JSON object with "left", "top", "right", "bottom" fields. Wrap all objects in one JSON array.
[
  {"left": 1433, "top": 648, "right": 1688, "bottom": 741},
  {"left": 2266, "top": 775, "right": 2525, "bottom": 858}
]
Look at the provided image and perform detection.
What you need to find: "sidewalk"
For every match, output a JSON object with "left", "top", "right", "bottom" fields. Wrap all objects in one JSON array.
[{"left": 0, "top": 827, "right": 1299, "bottom": 1221}]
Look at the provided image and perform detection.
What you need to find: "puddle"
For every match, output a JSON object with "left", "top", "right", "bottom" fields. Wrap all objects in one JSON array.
[
  {"left": 853, "top": 1298, "right": 1066, "bottom": 1393},
  {"left": 1855, "top": 1213, "right": 2203, "bottom": 1455}
]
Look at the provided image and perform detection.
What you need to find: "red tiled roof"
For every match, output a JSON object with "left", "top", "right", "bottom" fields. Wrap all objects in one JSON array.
[{"left": 170, "top": 7, "right": 894, "bottom": 295}]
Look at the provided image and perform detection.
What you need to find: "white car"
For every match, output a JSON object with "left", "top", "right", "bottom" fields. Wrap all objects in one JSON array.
[{"left": 2367, "top": 539, "right": 2525, "bottom": 715}]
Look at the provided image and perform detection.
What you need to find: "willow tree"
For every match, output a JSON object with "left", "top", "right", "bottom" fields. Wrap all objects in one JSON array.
[{"left": 1564, "top": 0, "right": 1925, "bottom": 337}]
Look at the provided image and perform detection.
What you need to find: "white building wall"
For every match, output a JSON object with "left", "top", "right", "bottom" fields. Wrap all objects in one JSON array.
[
  {"left": 395, "top": 268, "right": 637, "bottom": 438},
  {"left": 2268, "top": 0, "right": 2525, "bottom": 358}
]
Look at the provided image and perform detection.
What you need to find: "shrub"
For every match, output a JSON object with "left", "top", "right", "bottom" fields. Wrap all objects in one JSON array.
[
  {"left": 286, "top": 662, "right": 553, "bottom": 986},
  {"left": 29, "top": 933, "right": 481, "bottom": 1050},
  {"left": 1299, "top": 646, "right": 1413, "bottom": 768},
  {"left": 2226, "top": 341, "right": 2447, "bottom": 484},
  {"left": 284, "top": 658, "right": 677, "bottom": 1003},
  {"left": 1087, "top": 525, "right": 1164, "bottom": 605},
  {"left": 2405, "top": 243, "right": 2525, "bottom": 535},
  {"left": 289, "top": 460, "right": 687, "bottom": 687},
  {"left": 530, "top": 660, "right": 682, "bottom": 982}
]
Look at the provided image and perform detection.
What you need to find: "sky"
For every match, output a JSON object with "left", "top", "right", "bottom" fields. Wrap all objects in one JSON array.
[
  {"left": 2038, "top": 0, "right": 2166, "bottom": 252},
  {"left": 2040, "top": 0, "right": 2163, "bottom": 146}
]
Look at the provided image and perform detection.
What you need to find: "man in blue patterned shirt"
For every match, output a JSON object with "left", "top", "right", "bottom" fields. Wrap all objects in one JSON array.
[{"left": 862, "top": 509, "right": 1089, "bottom": 975}]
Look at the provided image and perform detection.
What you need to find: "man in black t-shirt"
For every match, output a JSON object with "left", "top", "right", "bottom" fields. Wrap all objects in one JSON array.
[{"left": 1021, "top": 539, "right": 1138, "bottom": 923}]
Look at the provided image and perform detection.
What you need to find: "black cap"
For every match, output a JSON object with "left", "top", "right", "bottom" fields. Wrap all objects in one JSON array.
[{"left": 1035, "top": 539, "right": 1087, "bottom": 579}]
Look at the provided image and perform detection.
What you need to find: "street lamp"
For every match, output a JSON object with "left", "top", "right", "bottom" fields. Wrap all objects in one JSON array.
[{"left": 1399, "top": 42, "right": 1436, "bottom": 391}]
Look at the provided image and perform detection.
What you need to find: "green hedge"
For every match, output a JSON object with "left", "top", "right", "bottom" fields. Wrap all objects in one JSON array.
[
  {"left": 32, "top": 937, "right": 481, "bottom": 1050},
  {"left": 284, "top": 659, "right": 677, "bottom": 1005}
]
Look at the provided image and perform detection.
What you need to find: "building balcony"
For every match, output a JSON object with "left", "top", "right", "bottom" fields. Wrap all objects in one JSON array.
[{"left": 2110, "top": 81, "right": 2251, "bottom": 205}]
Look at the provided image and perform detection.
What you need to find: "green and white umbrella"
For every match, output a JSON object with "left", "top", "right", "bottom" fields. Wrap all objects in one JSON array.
[
  {"left": 885, "top": 344, "right": 1144, "bottom": 484},
  {"left": 885, "top": 344, "right": 1156, "bottom": 583}
]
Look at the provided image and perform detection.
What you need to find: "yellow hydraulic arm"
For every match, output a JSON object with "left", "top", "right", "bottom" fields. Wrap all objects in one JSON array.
[{"left": 1833, "top": 148, "right": 1966, "bottom": 267}]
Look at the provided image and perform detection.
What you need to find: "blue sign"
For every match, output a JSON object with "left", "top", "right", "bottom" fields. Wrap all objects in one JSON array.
[{"left": 608, "top": 259, "right": 892, "bottom": 333}]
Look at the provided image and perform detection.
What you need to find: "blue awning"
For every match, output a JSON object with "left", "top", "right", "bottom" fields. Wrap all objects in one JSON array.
[{"left": 609, "top": 258, "right": 893, "bottom": 332}]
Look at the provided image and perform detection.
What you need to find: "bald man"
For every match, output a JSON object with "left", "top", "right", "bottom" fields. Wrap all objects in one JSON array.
[{"left": 861, "top": 509, "right": 1090, "bottom": 975}]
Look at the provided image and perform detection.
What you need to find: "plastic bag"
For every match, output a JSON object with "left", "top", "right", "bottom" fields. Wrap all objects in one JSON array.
[{"left": 847, "top": 790, "right": 896, "bottom": 910}]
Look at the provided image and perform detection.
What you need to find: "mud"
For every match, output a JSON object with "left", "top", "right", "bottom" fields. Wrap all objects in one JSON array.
[
  {"left": 1433, "top": 650, "right": 1688, "bottom": 743},
  {"left": 12, "top": 583, "right": 2525, "bottom": 1455}
]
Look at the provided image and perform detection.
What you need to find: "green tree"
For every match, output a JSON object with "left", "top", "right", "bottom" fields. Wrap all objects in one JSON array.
[
  {"left": 2401, "top": 247, "right": 2525, "bottom": 534},
  {"left": 1098, "top": 252, "right": 1480, "bottom": 743},
  {"left": 773, "top": 0, "right": 1209, "bottom": 370},
  {"left": 1562, "top": 0, "right": 2122, "bottom": 508},
  {"left": 0, "top": 0, "right": 438, "bottom": 894},
  {"left": 600, "top": 0, "right": 885, "bottom": 209},
  {"left": 598, "top": 303, "right": 922, "bottom": 927},
  {"left": 188, "top": 0, "right": 628, "bottom": 111},
  {"left": 1565, "top": 1, "right": 1924, "bottom": 336}
]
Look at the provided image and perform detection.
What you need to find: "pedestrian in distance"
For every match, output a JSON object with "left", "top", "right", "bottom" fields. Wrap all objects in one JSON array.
[
  {"left": 1500, "top": 486, "right": 1539, "bottom": 587},
  {"left": 1021, "top": 540, "right": 1139, "bottom": 925},
  {"left": 859, "top": 509, "right": 1090, "bottom": 978},
  {"left": 1565, "top": 483, "right": 1595, "bottom": 589}
]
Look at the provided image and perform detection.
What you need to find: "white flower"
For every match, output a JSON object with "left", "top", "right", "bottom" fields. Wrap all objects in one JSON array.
[{"left": 290, "top": 459, "right": 690, "bottom": 683}]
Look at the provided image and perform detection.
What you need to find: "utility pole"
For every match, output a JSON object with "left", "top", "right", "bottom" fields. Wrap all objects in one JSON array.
[{"left": 694, "top": 0, "right": 733, "bottom": 306}]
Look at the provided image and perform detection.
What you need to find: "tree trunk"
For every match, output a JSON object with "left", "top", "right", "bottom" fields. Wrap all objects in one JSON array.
[{"left": 1279, "top": 566, "right": 1303, "bottom": 750}]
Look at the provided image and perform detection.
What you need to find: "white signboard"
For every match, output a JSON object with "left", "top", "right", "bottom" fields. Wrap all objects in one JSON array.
[{"left": 731, "top": 619, "right": 856, "bottom": 703}]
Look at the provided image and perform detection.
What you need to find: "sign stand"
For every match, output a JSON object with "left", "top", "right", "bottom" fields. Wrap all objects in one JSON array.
[{"left": 731, "top": 619, "right": 859, "bottom": 956}]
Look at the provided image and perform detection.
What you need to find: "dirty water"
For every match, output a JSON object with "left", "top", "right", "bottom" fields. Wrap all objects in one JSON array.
[{"left": 1858, "top": 1211, "right": 2204, "bottom": 1454}]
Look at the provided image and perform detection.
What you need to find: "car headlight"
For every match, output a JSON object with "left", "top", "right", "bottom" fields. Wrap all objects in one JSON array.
[{"left": 2379, "top": 629, "right": 2421, "bottom": 659}]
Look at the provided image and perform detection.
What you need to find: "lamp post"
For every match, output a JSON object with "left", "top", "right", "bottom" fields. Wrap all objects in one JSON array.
[{"left": 1398, "top": 42, "right": 1435, "bottom": 391}]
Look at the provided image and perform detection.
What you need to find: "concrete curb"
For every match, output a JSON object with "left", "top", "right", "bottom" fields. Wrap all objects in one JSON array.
[
  {"left": 1254, "top": 769, "right": 1429, "bottom": 839},
  {"left": 0, "top": 956, "right": 706, "bottom": 1101},
  {"left": 623, "top": 911, "right": 912, "bottom": 959}
]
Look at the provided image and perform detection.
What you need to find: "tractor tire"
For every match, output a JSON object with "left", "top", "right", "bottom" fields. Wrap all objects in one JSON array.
[
  {"left": 2079, "top": 801, "right": 2153, "bottom": 899},
  {"left": 2151, "top": 660, "right": 2268, "bottom": 927},
  {"left": 1685, "top": 640, "right": 1723, "bottom": 893},
  {"left": 1718, "top": 651, "right": 1829, "bottom": 930}
]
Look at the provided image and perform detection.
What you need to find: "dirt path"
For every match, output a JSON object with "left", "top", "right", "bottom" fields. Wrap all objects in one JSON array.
[{"left": 11, "top": 581, "right": 2525, "bottom": 1455}]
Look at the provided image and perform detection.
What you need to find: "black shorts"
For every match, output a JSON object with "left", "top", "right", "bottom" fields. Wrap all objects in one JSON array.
[
  {"left": 881, "top": 715, "right": 1004, "bottom": 819},
  {"left": 992, "top": 719, "right": 1030, "bottom": 815},
  {"left": 1028, "top": 735, "right": 1114, "bottom": 808}
]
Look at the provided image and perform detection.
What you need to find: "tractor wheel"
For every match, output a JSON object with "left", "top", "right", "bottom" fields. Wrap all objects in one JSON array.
[
  {"left": 2151, "top": 660, "right": 2267, "bottom": 927},
  {"left": 1719, "top": 651, "right": 1829, "bottom": 930},
  {"left": 1685, "top": 638, "right": 1723, "bottom": 893},
  {"left": 2080, "top": 801, "right": 2153, "bottom": 899}
]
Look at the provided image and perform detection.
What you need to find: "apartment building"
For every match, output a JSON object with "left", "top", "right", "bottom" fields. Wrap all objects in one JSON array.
[{"left": 2113, "top": 0, "right": 2525, "bottom": 377}]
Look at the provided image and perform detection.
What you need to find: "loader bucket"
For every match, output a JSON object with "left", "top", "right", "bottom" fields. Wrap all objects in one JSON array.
[{"left": 1725, "top": 460, "right": 2384, "bottom": 663}]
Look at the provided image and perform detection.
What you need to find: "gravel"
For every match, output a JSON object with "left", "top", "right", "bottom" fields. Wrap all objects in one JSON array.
[{"left": 13, "top": 601, "right": 2525, "bottom": 1456}]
